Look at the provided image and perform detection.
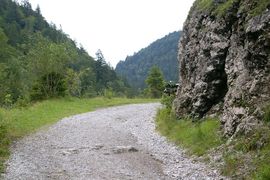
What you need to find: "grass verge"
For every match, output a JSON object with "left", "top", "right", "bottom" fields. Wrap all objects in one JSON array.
[
  {"left": 156, "top": 108, "right": 223, "bottom": 156},
  {"left": 0, "top": 97, "right": 158, "bottom": 173},
  {"left": 222, "top": 126, "right": 270, "bottom": 179},
  {"left": 156, "top": 102, "right": 270, "bottom": 179}
]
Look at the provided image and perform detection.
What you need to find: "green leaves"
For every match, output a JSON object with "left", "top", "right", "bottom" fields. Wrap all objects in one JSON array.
[
  {"left": 0, "top": 0, "right": 130, "bottom": 105},
  {"left": 26, "top": 33, "right": 76, "bottom": 77},
  {"left": 23, "top": 34, "right": 79, "bottom": 100},
  {"left": 145, "top": 66, "right": 165, "bottom": 98}
]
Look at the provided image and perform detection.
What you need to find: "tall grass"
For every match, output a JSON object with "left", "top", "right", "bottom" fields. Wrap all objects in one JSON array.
[
  {"left": 263, "top": 104, "right": 270, "bottom": 122},
  {"left": 0, "top": 97, "right": 158, "bottom": 173},
  {"left": 156, "top": 108, "right": 223, "bottom": 156},
  {"left": 0, "top": 112, "right": 10, "bottom": 174}
]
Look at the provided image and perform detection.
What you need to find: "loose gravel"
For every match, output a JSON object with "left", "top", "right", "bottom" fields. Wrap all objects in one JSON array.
[{"left": 3, "top": 103, "right": 225, "bottom": 180}]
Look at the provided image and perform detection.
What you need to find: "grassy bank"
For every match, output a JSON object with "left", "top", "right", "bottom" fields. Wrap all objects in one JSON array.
[
  {"left": 0, "top": 97, "right": 158, "bottom": 173},
  {"left": 156, "top": 105, "right": 270, "bottom": 179},
  {"left": 156, "top": 108, "right": 223, "bottom": 156}
]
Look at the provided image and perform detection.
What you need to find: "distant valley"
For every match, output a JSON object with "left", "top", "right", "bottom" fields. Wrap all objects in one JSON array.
[{"left": 115, "top": 31, "right": 181, "bottom": 91}]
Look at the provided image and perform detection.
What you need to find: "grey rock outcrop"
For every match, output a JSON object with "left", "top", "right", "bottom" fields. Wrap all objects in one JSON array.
[{"left": 174, "top": 0, "right": 270, "bottom": 137}]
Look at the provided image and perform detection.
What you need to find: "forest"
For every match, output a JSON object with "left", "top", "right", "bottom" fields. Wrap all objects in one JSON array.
[
  {"left": 115, "top": 31, "right": 181, "bottom": 92},
  {"left": 0, "top": 0, "right": 130, "bottom": 107}
]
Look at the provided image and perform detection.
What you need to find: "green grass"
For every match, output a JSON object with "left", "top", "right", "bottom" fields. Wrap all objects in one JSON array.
[
  {"left": 222, "top": 152, "right": 243, "bottom": 177},
  {"left": 249, "top": 0, "right": 270, "bottom": 17},
  {"left": 196, "top": 0, "right": 238, "bottom": 16},
  {"left": 156, "top": 108, "right": 223, "bottom": 156},
  {"left": 195, "top": 0, "right": 213, "bottom": 11},
  {"left": 253, "top": 143, "right": 270, "bottom": 180},
  {"left": 222, "top": 126, "right": 270, "bottom": 179},
  {"left": 195, "top": 0, "right": 269, "bottom": 17},
  {"left": 0, "top": 97, "right": 158, "bottom": 173},
  {"left": 156, "top": 106, "right": 270, "bottom": 179},
  {"left": 215, "top": 0, "right": 237, "bottom": 16},
  {"left": 263, "top": 104, "right": 270, "bottom": 122},
  {"left": 0, "top": 116, "right": 10, "bottom": 175}
]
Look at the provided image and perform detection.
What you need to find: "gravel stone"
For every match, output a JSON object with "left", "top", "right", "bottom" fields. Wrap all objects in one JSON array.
[{"left": 3, "top": 103, "right": 225, "bottom": 179}]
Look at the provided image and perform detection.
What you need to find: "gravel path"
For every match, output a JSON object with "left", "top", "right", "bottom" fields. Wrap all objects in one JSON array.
[{"left": 3, "top": 103, "right": 224, "bottom": 180}]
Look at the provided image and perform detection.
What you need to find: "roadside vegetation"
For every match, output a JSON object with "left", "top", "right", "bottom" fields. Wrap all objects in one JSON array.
[
  {"left": 156, "top": 95, "right": 223, "bottom": 156},
  {"left": 156, "top": 96, "right": 270, "bottom": 179},
  {"left": 195, "top": 0, "right": 270, "bottom": 17},
  {"left": 0, "top": 97, "right": 158, "bottom": 173},
  {"left": 222, "top": 126, "right": 270, "bottom": 179}
]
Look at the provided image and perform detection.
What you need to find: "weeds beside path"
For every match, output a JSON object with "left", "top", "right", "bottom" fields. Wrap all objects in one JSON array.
[{"left": 155, "top": 105, "right": 270, "bottom": 179}]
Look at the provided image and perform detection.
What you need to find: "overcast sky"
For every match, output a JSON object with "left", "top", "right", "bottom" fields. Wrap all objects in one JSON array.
[{"left": 27, "top": 0, "right": 195, "bottom": 67}]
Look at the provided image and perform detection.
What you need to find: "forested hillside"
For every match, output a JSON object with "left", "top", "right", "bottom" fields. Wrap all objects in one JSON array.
[
  {"left": 0, "top": 0, "right": 129, "bottom": 106},
  {"left": 115, "top": 31, "right": 181, "bottom": 91}
]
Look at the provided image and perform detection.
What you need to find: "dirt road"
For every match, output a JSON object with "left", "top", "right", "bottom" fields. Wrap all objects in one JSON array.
[{"left": 3, "top": 103, "right": 223, "bottom": 179}]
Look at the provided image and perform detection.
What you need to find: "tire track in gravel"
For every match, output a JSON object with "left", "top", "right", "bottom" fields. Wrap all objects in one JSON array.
[{"left": 3, "top": 103, "right": 224, "bottom": 180}]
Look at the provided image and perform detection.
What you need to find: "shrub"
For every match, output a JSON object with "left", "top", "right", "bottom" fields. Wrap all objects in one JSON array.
[
  {"left": 161, "top": 95, "right": 175, "bottom": 109},
  {"left": 31, "top": 72, "right": 67, "bottom": 100},
  {"left": 104, "top": 88, "right": 114, "bottom": 99}
]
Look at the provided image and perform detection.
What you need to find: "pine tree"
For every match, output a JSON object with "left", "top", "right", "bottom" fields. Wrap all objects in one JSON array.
[{"left": 145, "top": 66, "right": 165, "bottom": 98}]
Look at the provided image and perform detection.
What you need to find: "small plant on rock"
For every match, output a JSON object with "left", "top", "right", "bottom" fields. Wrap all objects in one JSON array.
[{"left": 263, "top": 104, "right": 270, "bottom": 122}]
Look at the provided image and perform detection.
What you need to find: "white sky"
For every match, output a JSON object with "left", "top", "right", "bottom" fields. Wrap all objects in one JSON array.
[{"left": 27, "top": 0, "right": 195, "bottom": 67}]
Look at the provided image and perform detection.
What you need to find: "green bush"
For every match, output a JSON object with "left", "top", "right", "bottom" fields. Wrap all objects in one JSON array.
[
  {"left": 31, "top": 72, "right": 67, "bottom": 100},
  {"left": 104, "top": 88, "right": 114, "bottom": 99},
  {"left": 15, "top": 96, "right": 30, "bottom": 108},
  {"left": 161, "top": 95, "right": 175, "bottom": 109}
]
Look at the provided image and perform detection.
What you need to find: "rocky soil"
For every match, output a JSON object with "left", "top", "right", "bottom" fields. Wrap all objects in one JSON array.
[{"left": 3, "top": 103, "right": 224, "bottom": 179}]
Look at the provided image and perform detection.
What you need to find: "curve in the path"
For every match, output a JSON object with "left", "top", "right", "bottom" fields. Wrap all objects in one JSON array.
[{"left": 3, "top": 103, "right": 224, "bottom": 180}]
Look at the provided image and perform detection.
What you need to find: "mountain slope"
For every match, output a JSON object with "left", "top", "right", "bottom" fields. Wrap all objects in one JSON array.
[
  {"left": 115, "top": 31, "right": 181, "bottom": 90},
  {"left": 0, "top": 0, "right": 128, "bottom": 105}
]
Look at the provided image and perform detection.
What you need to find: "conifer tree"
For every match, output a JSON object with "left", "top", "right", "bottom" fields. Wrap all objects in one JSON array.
[{"left": 145, "top": 66, "right": 165, "bottom": 98}]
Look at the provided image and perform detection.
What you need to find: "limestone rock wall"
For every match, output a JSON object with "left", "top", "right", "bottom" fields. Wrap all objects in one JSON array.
[{"left": 174, "top": 0, "right": 270, "bottom": 137}]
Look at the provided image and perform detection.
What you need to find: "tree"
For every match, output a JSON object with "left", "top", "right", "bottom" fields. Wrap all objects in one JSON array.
[
  {"left": 26, "top": 33, "right": 77, "bottom": 99},
  {"left": 115, "top": 31, "right": 180, "bottom": 92},
  {"left": 145, "top": 66, "right": 165, "bottom": 98},
  {"left": 0, "top": 28, "right": 24, "bottom": 105},
  {"left": 95, "top": 49, "right": 112, "bottom": 92},
  {"left": 0, "top": 1, "right": 130, "bottom": 105}
]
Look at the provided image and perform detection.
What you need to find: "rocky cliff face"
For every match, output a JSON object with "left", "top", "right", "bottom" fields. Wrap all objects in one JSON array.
[{"left": 174, "top": 0, "right": 270, "bottom": 137}]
